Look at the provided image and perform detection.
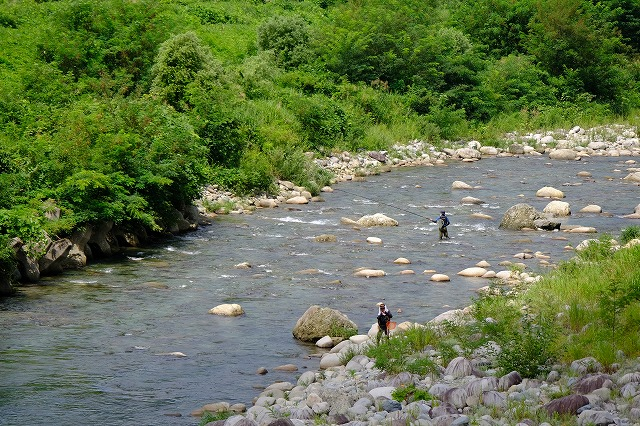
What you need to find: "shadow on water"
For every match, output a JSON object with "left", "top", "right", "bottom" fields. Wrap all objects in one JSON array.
[{"left": 1, "top": 156, "right": 639, "bottom": 425}]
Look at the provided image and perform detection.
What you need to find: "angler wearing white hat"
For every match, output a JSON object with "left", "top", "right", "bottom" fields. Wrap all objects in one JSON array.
[{"left": 375, "top": 302, "right": 393, "bottom": 343}]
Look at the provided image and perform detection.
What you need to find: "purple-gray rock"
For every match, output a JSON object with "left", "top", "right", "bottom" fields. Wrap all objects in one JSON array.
[{"left": 543, "top": 394, "right": 590, "bottom": 416}]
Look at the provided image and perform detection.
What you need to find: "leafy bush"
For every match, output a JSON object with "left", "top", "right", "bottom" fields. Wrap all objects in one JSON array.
[
  {"left": 268, "top": 147, "right": 332, "bottom": 195},
  {"left": 0, "top": 207, "right": 49, "bottom": 254},
  {"left": 288, "top": 94, "right": 349, "bottom": 153},
  {"left": 0, "top": 234, "right": 16, "bottom": 278},
  {"left": 190, "top": 5, "right": 237, "bottom": 25},
  {"left": 257, "top": 15, "right": 310, "bottom": 69},
  {"left": 210, "top": 150, "right": 276, "bottom": 196},
  {"left": 496, "top": 313, "right": 558, "bottom": 378},
  {"left": 366, "top": 325, "right": 441, "bottom": 375},
  {"left": 328, "top": 321, "right": 357, "bottom": 340},
  {"left": 392, "top": 384, "right": 435, "bottom": 403},
  {"left": 621, "top": 225, "right": 640, "bottom": 244}
]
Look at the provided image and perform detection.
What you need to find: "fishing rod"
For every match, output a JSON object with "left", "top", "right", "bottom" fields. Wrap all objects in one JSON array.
[{"left": 333, "top": 187, "right": 435, "bottom": 221}]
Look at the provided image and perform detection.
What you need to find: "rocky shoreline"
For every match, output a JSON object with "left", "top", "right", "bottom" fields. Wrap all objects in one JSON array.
[
  {"left": 191, "top": 124, "right": 640, "bottom": 426},
  {"left": 192, "top": 329, "right": 640, "bottom": 426},
  {"left": 199, "top": 124, "right": 640, "bottom": 213}
]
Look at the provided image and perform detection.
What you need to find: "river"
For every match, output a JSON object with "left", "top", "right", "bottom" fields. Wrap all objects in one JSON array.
[{"left": 1, "top": 155, "right": 639, "bottom": 426}]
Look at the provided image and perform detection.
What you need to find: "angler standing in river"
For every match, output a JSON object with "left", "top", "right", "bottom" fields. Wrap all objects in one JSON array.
[{"left": 432, "top": 210, "right": 450, "bottom": 240}]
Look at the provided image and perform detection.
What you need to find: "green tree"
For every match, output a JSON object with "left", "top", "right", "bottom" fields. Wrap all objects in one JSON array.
[
  {"left": 150, "top": 32, "right": 224, "bottom": 112},
  {"left": 451, "top": 0, "right": 535, "bottom": 59},
  {"left": 526, "top": 0, "right": 632, "bottom": 111}
]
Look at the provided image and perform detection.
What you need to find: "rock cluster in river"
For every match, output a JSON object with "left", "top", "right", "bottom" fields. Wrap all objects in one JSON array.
[{"left": 194, "top": 329, "right": 640, "bottom": 426}]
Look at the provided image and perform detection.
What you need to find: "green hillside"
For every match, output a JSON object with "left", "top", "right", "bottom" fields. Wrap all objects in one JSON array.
[{"left": 0, "top": 0, "right": 639, "bottom": 273}]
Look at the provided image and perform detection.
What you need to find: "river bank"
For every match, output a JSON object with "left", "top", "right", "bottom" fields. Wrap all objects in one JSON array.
[{"left": 198, "top": 124, "right": 640, "bottom": 214}]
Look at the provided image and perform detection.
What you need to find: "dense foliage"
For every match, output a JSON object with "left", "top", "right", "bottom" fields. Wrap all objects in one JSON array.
[{"left": 0, "top": 0, "right": 639, "bottom": 275}]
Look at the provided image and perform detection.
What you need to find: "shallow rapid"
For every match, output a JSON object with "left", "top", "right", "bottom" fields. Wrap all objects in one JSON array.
[{"left": 1, "top": 156, "right": 639, "bottom": 425}]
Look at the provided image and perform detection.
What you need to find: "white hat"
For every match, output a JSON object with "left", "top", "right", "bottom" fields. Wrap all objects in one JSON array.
[{"left": 376, "top": 302, "right": 385, "bottom": 306}]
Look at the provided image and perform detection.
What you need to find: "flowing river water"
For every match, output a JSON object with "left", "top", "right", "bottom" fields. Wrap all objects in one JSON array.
[{"left": 1, "top": 156, "right": 639, "bottom": 426}]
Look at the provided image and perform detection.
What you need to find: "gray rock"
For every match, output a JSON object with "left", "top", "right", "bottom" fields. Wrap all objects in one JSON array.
[
  {"left": 368, "top": 151, "right": 388, "bottom": 163},
  {"left": 618, "top": 372, "right": 640, "bottom": 385},
  {"left": 326, "top": 414, "right": 349, "bottom": 424},
  {"left": 445, "top": 357, "right": 473, "bottom": 378},
  {"left": 455, "top": 148, "right": 481, "bottom": 160},
  {"left": 429, "top": 383, "right": 453, "bottom": 399},
  {"left": 577, "top": 409, "right": 617, "bottom": 426},
  {"left": 549, "top": 149, "right": 578, "bottom": 160},
  {"left": 266, "top": 419, "right": 295, "bottom": 426},
  {"left": 481, "top": 391, "right": 506, "bottom": 408},
  {"left": 297, "top": 371, "right": 316, "bottom": 387},
  {"left": 356, "top": 213, "right": 398, "bottom": 227},
  {"left": 430, "top": 402, "right": 458, "bottom": 417},
  {"left": 465, "top": 377, "right": 498, "bottom": 397},
  {"left": 382, "top": 399, "right": 402, "bottom": 412},
  {"left": 443, "top": 387, "right": 468, "bottom": 408},
  {"left": 432, "top": 414, "right": 466, "bottom": 426},
  {"left": 88, "top": 221, "right": 119, "bottom": 257},
  {"left": 533, "top": 218, "right": 561, "bottom": 230},
  {"left": 508, "top": 144, "right": 524, "bottom": 154},
  {"left": 347, "top": 403, "right": 368, "bottom": 417},
  {"left": 38, "top": 238, "right": 73, "bottom": 275}
]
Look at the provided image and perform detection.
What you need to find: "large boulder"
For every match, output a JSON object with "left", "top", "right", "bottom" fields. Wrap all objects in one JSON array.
[
  {"left": 59, "top": 226, "right": 93, "bottom": 269},
  {"left": 356, "top": 213, "right": 398, "bottom": 227},
  {"left": 452, "top": 181, "right": 473, "bottom": 190},
  {"left": 292, "top": 305, "right": 358, "bottom": 342},
  {"left": 88, "top": 221, "right": 119, "bottom": 257},
  {"left": 11, "top": 237, "right": 40, "bottom": 282},
  {"left": 457, "top": 267, "right": 487, "bottom": 277},
  {"left": 533, "top": 218, "right": 562, "bottom": 230},
  {"left": 38, "top": 238, "right": 73, "bottom": 275},
  {"left": 499, "top": 204, "right": 543, "bottom": 230},
  {"left": 0, "top": 276, "right": 14, "bottom": 296}
]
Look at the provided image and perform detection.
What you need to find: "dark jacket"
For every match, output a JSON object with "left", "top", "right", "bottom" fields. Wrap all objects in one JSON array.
[{"left": 377, "top": 311, "right": 392, "bottom": 328}]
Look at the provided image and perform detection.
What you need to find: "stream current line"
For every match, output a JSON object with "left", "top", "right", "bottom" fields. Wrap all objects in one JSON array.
[{"left": 333, "top": 187, "right": 435, "bottom": 222}]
